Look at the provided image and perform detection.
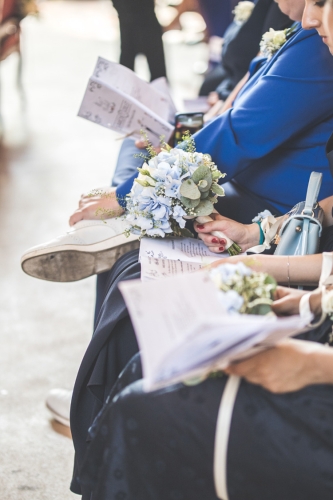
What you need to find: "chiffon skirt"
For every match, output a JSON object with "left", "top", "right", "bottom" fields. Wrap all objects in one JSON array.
[{"left": 79, "top": 349, "right": 333, "bottom": 500}]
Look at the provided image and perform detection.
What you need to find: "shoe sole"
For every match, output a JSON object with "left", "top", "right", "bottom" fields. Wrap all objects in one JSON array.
[
  {"left": 46, "top": 401, "right": 70, "bottom": 427},
  {"left": 21, "top": 233, "right": 140, "bottom": 282}
]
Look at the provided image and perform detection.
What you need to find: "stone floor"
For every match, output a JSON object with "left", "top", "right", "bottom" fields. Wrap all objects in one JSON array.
[{"left": 0, "top": 2, "right": 206, "bottom": 498}]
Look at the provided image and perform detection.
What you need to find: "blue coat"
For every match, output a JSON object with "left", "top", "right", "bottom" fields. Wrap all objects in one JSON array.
[
  {"left": 116, "top": 24, "right": 333, "bottom": 213},
  {"left": 194, "top": 24, "right": 333, "bottom": 212}
]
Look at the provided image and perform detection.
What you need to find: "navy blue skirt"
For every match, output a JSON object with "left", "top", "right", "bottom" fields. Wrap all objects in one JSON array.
[{"left": 79, "top": 351, "right": 333, "bottom": 500}]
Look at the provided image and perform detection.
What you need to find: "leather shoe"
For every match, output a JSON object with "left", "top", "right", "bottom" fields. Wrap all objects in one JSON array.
[
  {"left": 21, "top": 217, "right": 139, "bottom": 282},
  {"left": 46, "top": 388, "right": 72, "bottom": 427}
]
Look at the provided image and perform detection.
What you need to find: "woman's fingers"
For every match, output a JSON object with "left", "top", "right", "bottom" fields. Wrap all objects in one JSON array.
[
  {"left": 134, "top": 139, "right": 162, "bottom": 154},
  {"left": 135, "top": 139, "right": 147, "bottom": 149},
  {"left": 69, "top": 209, "right": 83, "bottom": 226},
  {"left": 197, "top": 233, "right": 227, "bottom": 253},
  {"left": 194, "top": 220, "right": 223, "bottom": 234}
]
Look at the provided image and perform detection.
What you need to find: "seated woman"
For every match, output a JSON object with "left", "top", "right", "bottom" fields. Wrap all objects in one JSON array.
[
  {"left": 77, "top": 283, "right": 333, "bottom": 500},
  {"left": 66, "top": 0, "right": 333, "bottom": 495},
  {"left": 71, "top": 0, "right": 333, "bottom": 230},
  {"left": 70, "top": 199, "right": 333, "bottom": 497}
]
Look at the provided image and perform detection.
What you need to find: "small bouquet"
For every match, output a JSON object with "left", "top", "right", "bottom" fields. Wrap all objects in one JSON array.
[
  {"left": 185, "top": 261, "right": 277, "bottom": 384},
  {"left": 125, "top": 133, "right": 242, "bottom": 256},
  {"left": 209, "top": 262, "right": 277, "bottom": 316}
]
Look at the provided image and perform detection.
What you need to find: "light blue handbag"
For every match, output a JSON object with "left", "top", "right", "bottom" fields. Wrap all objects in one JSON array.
[{"left": 274, "top": 172, "right": 324, "bottom": 256}]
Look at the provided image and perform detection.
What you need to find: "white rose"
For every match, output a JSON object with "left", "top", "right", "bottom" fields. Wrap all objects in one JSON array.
[{"left": 272, "top": 30, "right": 286, "bottom": 46}]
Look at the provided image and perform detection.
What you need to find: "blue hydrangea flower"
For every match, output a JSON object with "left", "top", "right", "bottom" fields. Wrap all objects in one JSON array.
[
  {"left": 218, "top": 289, "right": 244, "bottom": 314},
  {"left": 210, "top": 262, "right": 253, "bottom": 286},
  {"left": 172, "top": 205, "right": 187, "bottom": 228}
]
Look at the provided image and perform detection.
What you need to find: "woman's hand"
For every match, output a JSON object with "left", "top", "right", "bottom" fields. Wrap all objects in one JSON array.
[
  {"left": 207, "top": 91, "right": 220, "bottom": 106},
  {"left": 135, "top": 139, "right": 162, "bottom": 154},
  {"left": 69, "top": 187, "right": 124, "bottom": 226},
  {"left": 272, "top": 286, "right": 307, "bottom": 316},
  {"left": 224, "top": 339, "right": 329, "bottom": 393},
  {"left": 272, "top": 286, "right": 322, "bottom": 317},
  {"left": 194, "top": 213, "right": 259, "bottom": 253}
]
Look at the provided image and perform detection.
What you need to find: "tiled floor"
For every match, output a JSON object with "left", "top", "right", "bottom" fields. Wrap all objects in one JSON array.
[{"left": 0, "top": 2, "right": 207, "bottom": 498}]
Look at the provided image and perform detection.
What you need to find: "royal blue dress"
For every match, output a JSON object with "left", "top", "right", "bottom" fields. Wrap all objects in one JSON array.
[
  {"left": 70, "top": 26, "right": 333, "bottom": 497},
  {"left": 116, "top": 25, "right": 333, "bottom": 215}
]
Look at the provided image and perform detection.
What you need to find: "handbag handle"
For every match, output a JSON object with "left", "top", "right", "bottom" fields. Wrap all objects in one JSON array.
[{"left": 303, "top": 172, "right": 322, "bottom": 216}]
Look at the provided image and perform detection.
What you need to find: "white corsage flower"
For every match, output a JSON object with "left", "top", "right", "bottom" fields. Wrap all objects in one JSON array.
[
  {"left": 232, "top": 1, "right": 255, "bottom": 23},
  {"left": 260, "top": 28, "right": 286, "bottom": 59},
  {"left": 260, "top": 26, "right": 296, "bottom": 59}
]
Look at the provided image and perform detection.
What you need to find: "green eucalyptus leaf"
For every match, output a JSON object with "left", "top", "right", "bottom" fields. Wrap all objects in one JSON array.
[
  {"left": 180, "top": 179, "right": 201, "bottom": 199},
  {"left": 198, "top": 179, "right": 208, "bottom": 189},
  {"left": 180, "top": 196, "right": 201, "bottom": 208},
  {"left": 192, "top": 164, "right": 210, "bottom": 184},
  {"left": 199, "top": 173, "right": 213, "bottom": 192},
  {"left": 193, "top": 200, "right": 214, "bottom": 216},
  {"left": 212, "top": 170, "right": 223, "bottom": 180},
  {"left": 200, "top": 191, "right": 210, "bottom": 199},
  {"left": 264, "top": 275, "right": 277, "bottom": 287},
  {"left": 247, "top": 303, "right": 273, "bottom": 316},
  {"left": 211, "top": 183, "right": 225, "bottom": 196}
]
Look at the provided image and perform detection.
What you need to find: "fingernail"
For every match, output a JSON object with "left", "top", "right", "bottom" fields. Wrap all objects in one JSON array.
[
  {"left": 220, "top": 239, "right": 226, "bottom": 245},
  {"left": 212, "top": 238, "right": 219, "bottom": 243},
  {"left": 197, "top": 225, "right": 204, "bottom": 229},
  {"left": 219, "top": 246, "right": 225, "bottom": 251}
]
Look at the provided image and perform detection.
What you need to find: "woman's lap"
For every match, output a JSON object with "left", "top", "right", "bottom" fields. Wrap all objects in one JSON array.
[
  {"left": 80, "top": 354, "right": 333, "bottom": 500},
  {"left": 228, "top": 381, "right": 333, "bottom": 499},
  {"left": 70, "top": 250, "right": 141, "bottom": 495}
]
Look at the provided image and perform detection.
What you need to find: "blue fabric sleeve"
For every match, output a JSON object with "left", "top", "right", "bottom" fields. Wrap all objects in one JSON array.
[
  {"left": 116, "top": 173, "right": 138, "bottom": 207},
  {"left": 193, "top": 28, "right": 333, "bottom": 181}
]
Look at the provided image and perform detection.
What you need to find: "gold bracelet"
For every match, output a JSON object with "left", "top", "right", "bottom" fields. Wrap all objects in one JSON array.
[{"left": 287, "top": 256, "right": 290, "bottom": 287}]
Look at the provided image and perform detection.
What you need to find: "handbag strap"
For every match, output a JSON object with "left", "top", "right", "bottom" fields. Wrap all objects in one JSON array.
[
  {"left": 214, "top": 375, "right": 241, "bottom": 500},
  {"left": 303, "top": 172, "right": 322, "bottom": 216}
]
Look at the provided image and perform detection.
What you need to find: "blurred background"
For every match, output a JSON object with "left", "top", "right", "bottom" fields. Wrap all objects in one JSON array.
[{"left": 0, "top": 0, "right": 232, "bottom": 498}]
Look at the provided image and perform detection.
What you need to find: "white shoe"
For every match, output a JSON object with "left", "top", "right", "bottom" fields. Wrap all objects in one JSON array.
[
  {"left": 46, "top": 388, "right": 72, "bottom": 427},
  {"left": 21, "top": 217, "right": 139, "bottom": 282}
]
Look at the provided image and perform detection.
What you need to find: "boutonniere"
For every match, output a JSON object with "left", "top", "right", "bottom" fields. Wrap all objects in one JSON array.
[
  {"left": 232, "top": 1, "right": 255, "bottom": 23},
  {"left": 260, "top": 26, "right": 297, "bottom": 60}
]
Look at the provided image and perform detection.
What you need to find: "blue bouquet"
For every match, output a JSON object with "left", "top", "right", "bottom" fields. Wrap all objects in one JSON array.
[
  {"left": 210, "top": 262, "right": 277, "bottom": 315},
  {"left": 125, "top": 135, "right": 242, "bottom": 255}
]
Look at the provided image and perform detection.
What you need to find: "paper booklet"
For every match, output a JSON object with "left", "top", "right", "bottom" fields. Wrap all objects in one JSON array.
[
  {"left": 119, "top": 271, "right": 310, "bottom": 391},
  {"left": 139, "top": 237, "right": 242, "bottom": 281},
  {"left": 78, "top": 57, "right": 175, "bottom": 145}
]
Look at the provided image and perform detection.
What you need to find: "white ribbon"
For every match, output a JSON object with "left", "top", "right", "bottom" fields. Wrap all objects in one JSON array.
[
  {"left": 247, "top": 215, "right": 281, "bottom": 254},
  {"left": 299, "top": 252, "right": 333, "bottom": 327}
]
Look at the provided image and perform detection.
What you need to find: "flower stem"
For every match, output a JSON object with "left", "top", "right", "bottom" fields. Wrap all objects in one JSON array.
[{"left": 227, "top": 243, "right": 243, "bottom": 256}]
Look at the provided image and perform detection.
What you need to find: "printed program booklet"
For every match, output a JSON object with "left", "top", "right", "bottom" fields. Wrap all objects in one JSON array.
[
  {"left": 78, "top": 57, "right": 175, "bottom": 145},
  {"left": 119, "top": 271, "right": 310, "bottom": 391},
  {"left": 139, "top": 237, "right": 244, "bottom": 281}
]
